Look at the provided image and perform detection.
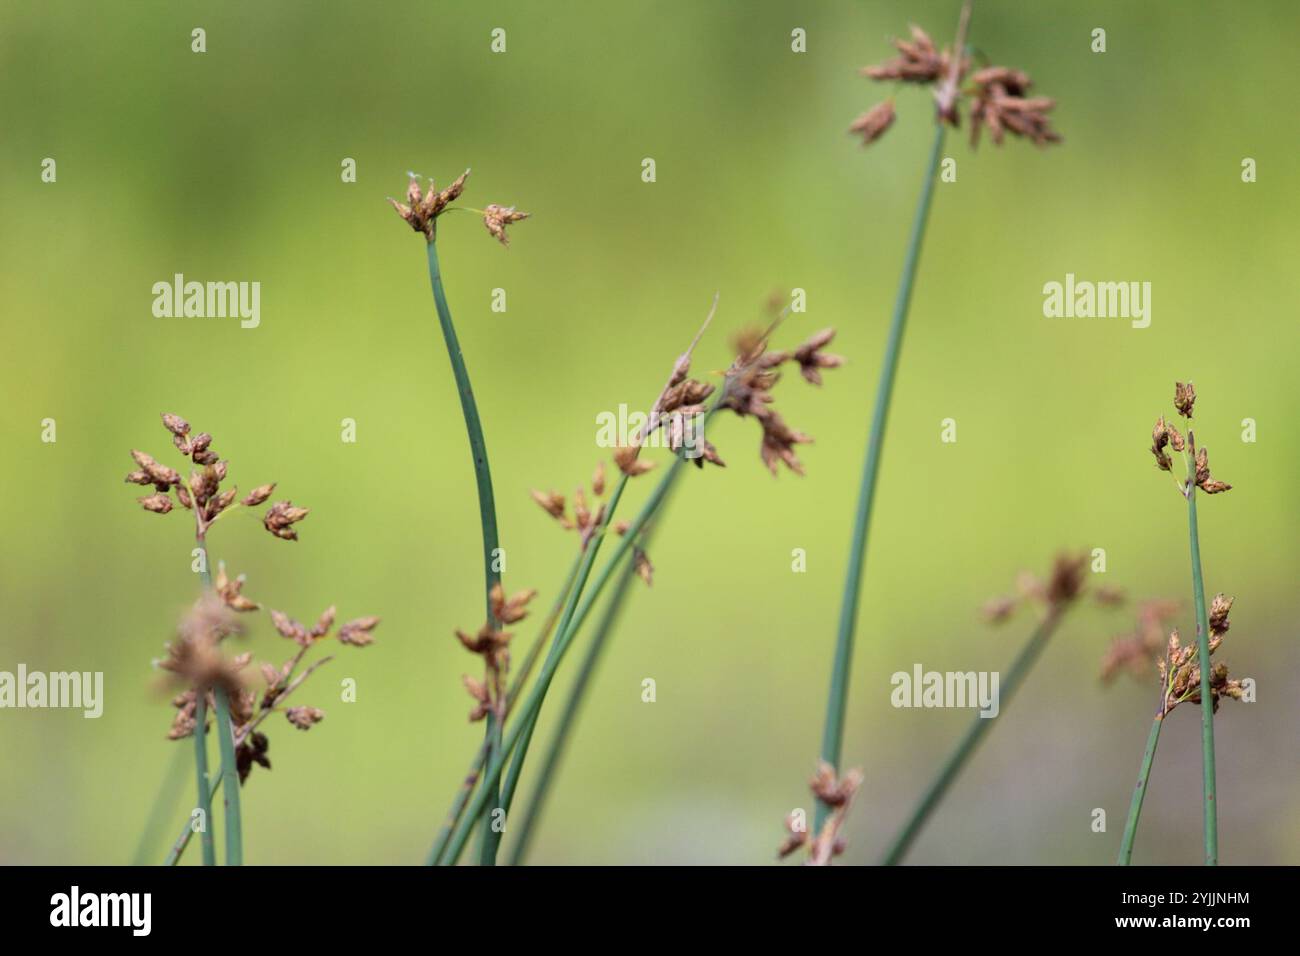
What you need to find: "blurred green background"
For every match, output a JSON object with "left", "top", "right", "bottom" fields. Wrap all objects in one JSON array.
[{"left": 1, "top": 0, "right": 1296, "bottom": 865}]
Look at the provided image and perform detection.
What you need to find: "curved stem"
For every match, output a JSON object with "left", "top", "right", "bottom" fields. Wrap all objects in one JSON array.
[
  {"left": 819, "top": 124, "right": 947, "bottom": 827},
  {"left": 426, "top": 237, "right": 505, "bottom": 863},
  {"left": 1117, "top": 713, "right": 1164, "bottom": 865},
  {"left": 882, "top": 606, "right": 1064, "bottom": 865},
  {"left": 1186, "top": 480, "right": 1218, "bottom": 865},
  {"left": 438, "top": 448, "right": 693, "bottom": 865},
  {"left": 213, "top": 686, "right": 242, "bottom": 865}
]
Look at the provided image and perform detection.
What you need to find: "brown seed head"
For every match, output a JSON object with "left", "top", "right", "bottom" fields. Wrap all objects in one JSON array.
[
  {"left": 849, "top": 100, "right": 896, "bottom": 147},
  {"left": 483, "top": 203, "right": 530, "bottom": 247},
  {"left": 263, "top": 500, "right": 310, "bottom": 541},
  {"left": 161, "top": 413, "right": 190, "bottom": 438},
  {"left": 285, "top": 706, "right": 325, "bottom": 731},
  {"left": 1174, "top": 381, "right": 1196, "bottom": 418},
  {"left": 338, "top": 616, "right": 380, "bottom": 647}
]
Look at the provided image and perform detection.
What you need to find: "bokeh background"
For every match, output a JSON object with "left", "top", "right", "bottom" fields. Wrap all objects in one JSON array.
[{"left": 1, "top": 0, "right": 1296, "bottom": 865}]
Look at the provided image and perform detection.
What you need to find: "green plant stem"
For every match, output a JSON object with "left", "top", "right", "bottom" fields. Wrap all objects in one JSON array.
[
  {"left": 213, "top": 686, "right": 242, "bottom": 865},
  {"left": 132, "top": 744, "right": 188, "bottom": 865},
  {"left": 191, "top": 694, "right": 217, "bottom": 866},
  {"left": 818, "top": 123, "right": 947, "bottom": 828},
  {"left": 426, "top": 550, "right": 585, "bottom": 865},
  {"left": 507, "top": 530, "right": 647, "bottom": 865},
  {"left": 1186, "top": 481, "right": 1218, "bottom": 865},
  {"left": 1117, "top": 712, "right": 1164, "bottom": 865},
  {"left": 165, "top": 770, "right": 222, "bottom": 865},
  {"left": 490, "top": 474, "right": 632, "bottom": 843},
  {"left": 882, "top": 605, "right": 1065, "bottom": 865},
  {"left": 437, "top": 446, "right": 696, "bottom": 865},
  {"left": 426, "top": 236, "right": 505, "bottom": 864}
]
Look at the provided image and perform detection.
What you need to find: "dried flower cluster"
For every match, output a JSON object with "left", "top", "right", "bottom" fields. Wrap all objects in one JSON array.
[
  {"left": 125, "top": 412, "right": 301, "bottom": 541},
  {"left": 128, "top": 412, "right": 379, "bottom": 793},
  {"left": 457, "top": 583, "right": 537, "bottom": 723},
  {"left": 981, "top": 553, "right": 1090, "bottom": 624},
  {"left": 1150, "top": 382, "right": 1232, "bottom": 496},
  {"left": 1157, "top": 595, "right": 1246, "bottom": 715},
  {"left": 777, "top": 762, "right": 863, "bottom": 865},
  {"left": 613, "top": 335, "right": 723, "bottom": 478},
  {"left": 720, "top": 326, "right": 844, "bottom": 476},
  {"left": 852, "top": 16, "right": 1061, "bottom": 149},
  {"left": 389, "top": 171, "right": 529, "bottom": 245},
  {"left": 159, "top": 570, "right": 378, "bottom": 783}
]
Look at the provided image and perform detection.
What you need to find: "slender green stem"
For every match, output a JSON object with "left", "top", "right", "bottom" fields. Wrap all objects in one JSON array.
[
  {"left": 426, "top": 236, "right": 505, "bottom": 863},
  {"left": 819, "top": 124, "right": 947, "bottom": 828},
  {"left": 1186, "top": 477, "right": 1218, "bottom": 865},
  {"left": 132, "top": 744, "right": 188, "bottom": 865},
  {"left": 489, "top": 474, "right": 632, "bottom": 849},
  {"left": 438, "top": 447, "right": 694, "bottom": 865},
  {"left": 1117, "top": 712, "right": 1164, "bottom": 865},
  {"left": 192, "top": 694, "right": 216, "bottom": 866},
  {"left": 508, "top": 532, "right": 646, "bottom": 865},
  {"left": 881, "top": 606, "right": 1065, "bottom": 865},
  {"left": 426, "top": 550, "right": 584, "bottom": 865},
  {"left": 165, "top": 770, "right": 222, "bottom": 865},
  {"left": 213, "top": 686, "right": 242, "bottom": 865}
]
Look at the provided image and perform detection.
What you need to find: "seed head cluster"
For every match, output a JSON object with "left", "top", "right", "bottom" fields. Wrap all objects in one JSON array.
[
  {"left": 127, "top": 413, "right": 379, "bottom": 788},
  {"left": 457, "top": 583, "right": 538, "bottom": 723},
  {"left": 125, "top": 412, "right": 304, "bottom": 541},
  {"left": 389, "top": 170, "right": 529, "bottom": 245},
  {"left": 1150, "top": 383, "right": 1232, "bottom": 496},
  {"left": 852, "top": 13, "right": 1061, "bottom": 149},
  {"left": 777, "top": 761, "right": 863, "bottom": 866}
]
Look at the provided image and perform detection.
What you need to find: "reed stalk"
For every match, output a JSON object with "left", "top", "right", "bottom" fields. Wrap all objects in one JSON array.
[
  {"left": 191, "top": 694, "right": 216, "bottom": 866},
  {"left": 426, "top": 549, "right": 584, "bottom": 865},
  {"left": 507, "top": 529, "right": 647, "bottom": 864},
  {"left": 436, "top": 440, "right": 698, "bottom": 865},
  {"left": 882, "top": 605, "right": 1065, "bottom": 865},
  {"left": 425, "top": 235, "right": 505, "bottom": 864},
  {"left": 1117, "top": 712, "right": 1163, "bottom": 865},
  {"left": 818, "top": 123, "right": 946, "bottom": 828},
  {"left": 1186, "top": 462, "right": 1218, "bottom": 864}
]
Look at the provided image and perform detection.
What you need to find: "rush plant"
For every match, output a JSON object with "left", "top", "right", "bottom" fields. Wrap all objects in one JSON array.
[
  {"left": 816, "top": 0, "right": 1064, "bottom": 833},
  {"left": 1110, "top": 382, "right": 1244, "bottom": 865},
  {"left": 125, "top": 413, "right": 378, "bottom": 865}
]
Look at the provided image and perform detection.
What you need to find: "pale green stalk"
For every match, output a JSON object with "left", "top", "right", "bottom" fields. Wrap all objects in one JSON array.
[
  {"left": 1117, "top": 712, "right": 1164, "bottom": 865},
  {"left": 426, "top": 549, "right": 584, "bottom": 865},
  {"left": 818, "top": 123, "right": 946, "bottom": 828},
  {"left": 1185, "top": 435, "right": 1217, "bottom": 865},
  {"left": 882, "top": 605, "right": 1065, "bottom": 865},
  {"left": 425, "top": 235, "right": 505, "bottom": 864}
]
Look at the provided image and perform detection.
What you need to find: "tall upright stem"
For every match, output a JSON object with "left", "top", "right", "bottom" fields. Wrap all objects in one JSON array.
[
  {"left": 1186, "top": 478, "right": 1218, "bottom": 864},
  {"left": 192, "top": 532, "right": 217, "bottom": 866},
  {"left": 426, "top": 237, "right": 505, "bottom": 863},
  {"left": 818, "top": 124, "right": 946, "bottom": 827},
  {"left": 192, "top": 694, "right": 216, "bottom": 866},
  {"left": 213, "top": 686, "right": 242, "bottom": 865},
  {"left": 508, "top": 506, "right": 668, "bottom": 865},
  {"left": 1117, "top": 712, "right": 1164, "bottom": 865},
  {"left": 426, "top": 549, "right": 585, "bottom": 865},
  {"left": 882, "top": 606, "right": 1063, "bottom": 865}
]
